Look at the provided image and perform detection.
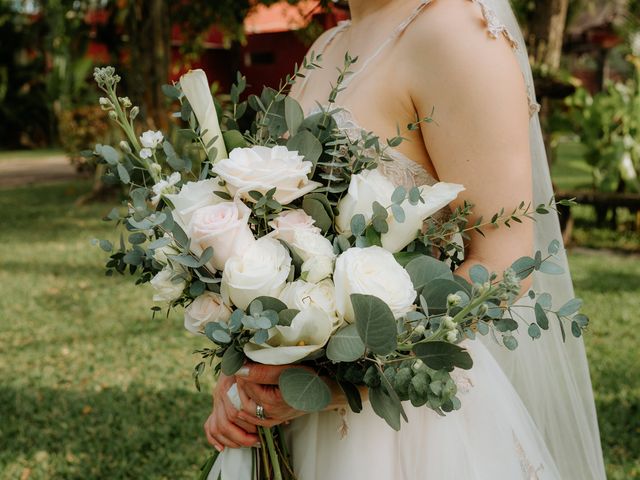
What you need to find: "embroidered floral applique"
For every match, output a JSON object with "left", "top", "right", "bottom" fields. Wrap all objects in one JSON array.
[{"left": 512, "top": 431, "right": 545, "bottom": 480}]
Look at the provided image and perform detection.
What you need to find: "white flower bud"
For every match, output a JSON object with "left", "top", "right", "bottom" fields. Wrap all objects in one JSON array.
[
  {"left": 118, "top": 96, "right": 132, "bottom": 108},
  {"left": 412, "top": 359, "right": 424, "bottom": 372},
  {"left": 442, "top": 315, "right": 456, "bottom": 331},
  {"left": 108, "top": 110, "right": 118, "bottom": 120},
  {"left": 447, "top": 293, "right": 461, "bottom": 307},
  {"left": 478, "top": 303, "right": 489, "bottom": 316},
  {"left": 130, "top": 106, "right": 139, "bottom": 120},
  {"left": 414, "top": 325, "right": 426, "bottom": 335},
  {"left": 139, "top": 148, "right": 153, "bottom": 159},
  {"left": 119, "top": 141, "right": 132, "bottom": 154},
  {"left": 446, "top": 330, "right": 458, "bottom": 343}
]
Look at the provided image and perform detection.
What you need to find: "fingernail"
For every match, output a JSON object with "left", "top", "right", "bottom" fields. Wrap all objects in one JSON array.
[
  {"left": 214, "top": 445, "right": 224, "bottom": 452},
  {"left": 253, "top": 442, "right": 262, "bottom": 448},
  {"left": 236, "top": 366, "right": 250, "bottom": 377}
]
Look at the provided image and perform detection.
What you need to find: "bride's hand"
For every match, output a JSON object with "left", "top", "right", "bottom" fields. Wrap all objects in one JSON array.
[
  {"left": 203, "top": 373, "right": 260, "bottom": 451},
  {"left": 234, "top": 363, "right": 308, "bottom": 428}
]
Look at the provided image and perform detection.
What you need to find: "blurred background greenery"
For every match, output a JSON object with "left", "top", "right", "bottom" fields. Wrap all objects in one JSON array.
[{"left": 0, "top": 0, "right": 638, "bottom": 479}]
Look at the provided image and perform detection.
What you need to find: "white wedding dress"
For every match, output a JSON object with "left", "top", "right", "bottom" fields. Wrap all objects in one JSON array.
[{"left": 283, "top": 1, "right": 607, "bottom": 479}]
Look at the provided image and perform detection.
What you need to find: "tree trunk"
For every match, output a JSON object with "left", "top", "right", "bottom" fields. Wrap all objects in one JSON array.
[
  {"left": 128, "top": 0, "right": 170, "bottom": 131},
  {"left": 529, "top": 0, "right": 570, "bottom": 167},
  {"left": 531, "top": 0, "right": 570, "bottom": 69}
]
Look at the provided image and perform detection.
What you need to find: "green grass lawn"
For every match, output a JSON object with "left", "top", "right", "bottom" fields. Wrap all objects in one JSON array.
[{"left": 0, "top": 181, "right": 638, "bottom": 479}]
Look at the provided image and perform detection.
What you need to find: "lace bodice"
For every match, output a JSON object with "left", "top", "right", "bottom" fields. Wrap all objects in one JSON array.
[{"left": 310, "top": 105, "right": 439, "bottom": 189}]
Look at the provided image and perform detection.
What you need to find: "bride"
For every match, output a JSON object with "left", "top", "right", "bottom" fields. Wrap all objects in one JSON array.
[{"left": 203, "top": 0, "right": 606, "bottom": 478}]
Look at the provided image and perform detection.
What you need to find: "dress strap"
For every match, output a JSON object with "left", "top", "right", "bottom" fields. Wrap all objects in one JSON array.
[
  {"left": 339, "top": 0, "right": 434, "bottom": 91},
  {"left": 297, "top": 20, "right": 352, "bottom": 93}
]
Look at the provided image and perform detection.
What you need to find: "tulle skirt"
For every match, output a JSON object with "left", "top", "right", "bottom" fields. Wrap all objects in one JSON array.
[{"left": 285, "top": 340, "right": 561, "bottom": 480}]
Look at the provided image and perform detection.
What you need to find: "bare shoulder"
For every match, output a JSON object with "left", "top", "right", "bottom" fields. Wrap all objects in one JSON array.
[{"left": 401, "top": 0, "right": 526, "bottom": 106}]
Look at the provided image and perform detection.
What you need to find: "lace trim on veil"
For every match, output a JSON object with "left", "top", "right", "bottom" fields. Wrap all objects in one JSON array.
[{"left": 471, "top": 0, "right": 541, "bottom": 115}]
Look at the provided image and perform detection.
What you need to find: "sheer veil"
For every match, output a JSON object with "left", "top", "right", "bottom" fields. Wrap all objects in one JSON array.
[{"left": 475, "top": 1, "right": 606, "bottom": 478}]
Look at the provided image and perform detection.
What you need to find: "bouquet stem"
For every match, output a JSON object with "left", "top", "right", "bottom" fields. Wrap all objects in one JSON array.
[
  {"left": 200, "top": 427, "right": 295, "bottom": 480},
  {"left": 261, "top": 427, "right": 283, "bottom": 480}
]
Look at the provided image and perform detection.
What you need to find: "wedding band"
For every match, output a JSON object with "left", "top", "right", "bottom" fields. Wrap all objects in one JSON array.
[{"left": 255, "top": 404, "right": 267, "bottom": 420}]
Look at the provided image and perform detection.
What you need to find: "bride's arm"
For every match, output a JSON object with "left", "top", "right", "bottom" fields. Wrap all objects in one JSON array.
[{"left": 406, "top": 0, "right": 534, "bottom": 285}]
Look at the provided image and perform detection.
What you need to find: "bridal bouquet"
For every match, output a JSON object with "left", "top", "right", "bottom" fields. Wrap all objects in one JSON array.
[{"left": 91, "top": 60, "right": 586, "bottom": 480}]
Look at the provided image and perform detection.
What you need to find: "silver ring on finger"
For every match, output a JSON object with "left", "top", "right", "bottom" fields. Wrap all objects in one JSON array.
[{"left": 255, "top": 404, "right": 267, "bottom": 420}]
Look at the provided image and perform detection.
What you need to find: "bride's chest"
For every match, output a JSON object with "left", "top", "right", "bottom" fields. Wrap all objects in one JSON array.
[{"left": 290, "top": 51, "right": 437, "bottom": 179}]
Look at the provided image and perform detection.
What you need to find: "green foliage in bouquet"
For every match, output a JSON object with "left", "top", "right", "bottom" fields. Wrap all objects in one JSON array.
[{"left": 90, "top": 55, "right": 587, "bottom": 480}]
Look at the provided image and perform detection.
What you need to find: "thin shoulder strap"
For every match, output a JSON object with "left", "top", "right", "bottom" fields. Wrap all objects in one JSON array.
[
  {"left": 297, "top": 21, "right": 352, "bottom": 92},
  {"left": 340, "top": 0, "right": 434, "bottom": 90}
]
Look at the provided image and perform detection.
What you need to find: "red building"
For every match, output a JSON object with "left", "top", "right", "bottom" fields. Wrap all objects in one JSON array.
[{"left": 169, "top": 1, "right": 349, "bottom": 95}]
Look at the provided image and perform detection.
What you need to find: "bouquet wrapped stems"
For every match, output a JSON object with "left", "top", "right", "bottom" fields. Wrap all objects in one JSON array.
[{"left": 200, "top": 426, "right": 294, "bottom": 480}]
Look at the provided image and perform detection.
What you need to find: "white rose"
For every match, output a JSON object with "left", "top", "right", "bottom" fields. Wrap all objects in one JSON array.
[
  {"left": 188, "top": 201, "right": 255, "bottom": 271},
  {"left": 333, "top": 246, "right": 416, "bottom": 323},
  {"left": 179, "top": 69, "right": 227, "bottom": 162},
  {"left": 140, "top": 130, "right": 164, "bottom": 149},
  {"left": 243, "top": 307, "right": 333, "bottom": 364},
  {"left": 335, "top": 169, "right": 464, "bottom": 253},
  {"left": 221, "top": 236, "right": 292, "bottom": 311},
  {"left": 150, "top": 266, "right": 187, "bottom": 303},
  {"left": 287, "top": 229, "right": 335, "bottom": 262},
  {"left": 151, "top": 172, "right": 181, "bottom": 206},
  {"left": 269, "top": 210, "right": 320, "bottom": 244},
  {"left": 184, "top": 292, "right": 233, "bottom": 335},
  {"left": 212, "top": 145, "right": 322, "bottom": 205},
  {"left": 165, "top": 178, "right": 228, "bottom": 230},
  {"left": 301, "top": 255, "right": 334, "bottom": 283},
  {"left": 279, "top": 280, "right": 340, "bottom": 328}
]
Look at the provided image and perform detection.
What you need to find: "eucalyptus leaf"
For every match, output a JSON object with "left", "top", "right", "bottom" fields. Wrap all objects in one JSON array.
[
  {"left": 169, "top": 254, "right": 203, "bottom": 268},
  {"left": 413, "top": 342, "right": 473, "bottom": 371},
  {"left": 221, "top": 347, "right": 245, "bottom": 376},
  {"left": 252, "top": 296, "right": 288, "bottom": 313},
  {"left": 284, "top": 96, "right": 304, "bottom": 136},
  {"left": 469, "top": 264, "right": 489, "bottom": 285},
  {"left": 391, "top": 186, "right": 407, "bottom": 204},
  {"left": 326, "top": 324, "right": 366, "bottom": 362},
  {"left": 539, "top": 261, "right": 565, "bottom": 275},
  {"left": 278, "top": 309, "right": 300, "bottom": 326},
  {"left": 405, "top": 256, "right": 453, "bottom": 291},
  {"left": 528, "top": 323, "right": 542, "bottom": 339},
  {"left": 390, "top": 204, "right": 405, "bottom": 223},
  {"left": 511, "top": 256, "right": 536, "bottom": 279},
  {"left": 351, "top": 294, "right": 398, "bottom": 355},
  {"left": 369, "top": 386, "right": 402, "bottom": 431},
  {"left": 98, "top": 239, "right": 113, "bottom": 252},
  {"left": 350, "top": 214, "right": 367, "bottom": 237},
  {"left": 422, "top": 279, "right": 462, "bottom": 313},
  {"left": 338, "top": 381, "right": 363, "bottom": 413},
  {"left": 279, "top": 368, "right": 332, "bottom": 412},
  {"left": 97, "top": 144, "right": 120, "bottom": 165},
  {"left": 534, "top": 303, "right": 549, "bottom": 330},
  {"left": 503, "top": 334, "right": 518, "bottom": 350},
  {"left": 393, "top": 251, "right": 424, "bottom": 268},
  {"left": 557, "top": 298, "right": 583, "bottom": 317},
  {"left": 302, "top": 197, "right": 332, "bottom": 232},
  {"left": 116, "top": 163, "right": 130, "bottom": 184}
]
